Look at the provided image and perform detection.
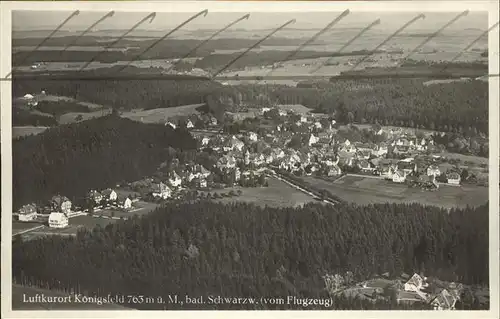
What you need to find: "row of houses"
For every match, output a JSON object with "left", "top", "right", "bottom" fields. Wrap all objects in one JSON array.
[{"left": 17, "top": 195, "right": 72, "bottom": 228}]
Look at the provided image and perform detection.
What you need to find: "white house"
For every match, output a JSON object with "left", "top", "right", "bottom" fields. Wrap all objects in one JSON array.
[
  {"left": 23, "top": 93, "right": 34, "bottom": 100},
  {"left": 308, "top": 134, "right": 319, "bottom": 146},
  {"left": 102, "top": 189, "right": 118, "bottom": 202},
  {"left": 51, "top": 195, "right": 72, "bottom": 215},
  {"left": 217, "top": 155, "right": 237, "bottom": 169},
  {"left": 392, "top": 170, "right": 407, "bottom": 183},
  {"left": 165, "top": 121, "right": 177, "bottom": 129},
  {"left": 430, "top": 289, "right": 457, "bottom": 310},
  {"left": 153, "top": 182, "right": 172, "bottom": 199},
  {"left": 372, "top": 143, "right": 388, "bottom": 157},
  {"left": 447, "top": 172, "right": 461, "bottom": 185},
  {"left": 18, "top": 204, "right": 37, "bottom": 222},
  {"left": 261, "top": 107, "right": 271, "bottom": 114},
  {"left": 380, "top": 165, "right": 394, "bottom": 180},
  {"left": 186, "top": 120, "right": 194, "bottom": 129},
  {"left": 248, "top": 131, "right": 258, "bottom": 142},
  {"left": 169, "top": 171, "right": 182, "bottom": 188},
  {"left": 122, "top": 197, "right": 132, "bottom": 210},
  {"left": 48, "top": 212, "right": 69, "bottom": 228},
  {"left": 404, "top": 273, "right": 425, "bottom": 292},
  {"left": 201, "top": 137, "right": 210, "bottom": 146},
  {"left": 426, "top": 165, "right": 441, "bottom": 177}
]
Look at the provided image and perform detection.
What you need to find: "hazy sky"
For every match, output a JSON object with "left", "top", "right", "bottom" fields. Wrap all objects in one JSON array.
[{"left": 13, "top": 11, "right": 488, "bottom": 32}]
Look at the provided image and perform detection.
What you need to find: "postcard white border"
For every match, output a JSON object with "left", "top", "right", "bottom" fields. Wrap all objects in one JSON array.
[{"left": 1, "top": 1, "right": 499, "bottom": 319}]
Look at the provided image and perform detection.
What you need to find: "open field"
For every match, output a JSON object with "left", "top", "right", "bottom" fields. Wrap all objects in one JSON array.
[
  {"left": 205, "top": 177, "right": 317, "bottom": 208},
  {"left": 121, "top": 103, "right": 205, "bottom": 124},
  {"left": 93, "top": 201, "right": 159, "bottom": 219},
  {"left": 438, "top": 152, "right": 489, "bottom": 165},
  {"left": 38, "top": 95, "right": 107, "bottom": 110},
  {"left": 12, "top": 284, "right": 130, "bottom": 310},
  {"left": 58, "top": 109, "right": 112, "bottom": 125},
  {"left": 12, "top": 126, "right": 49, "bottom": 139},
  {"left": 302, "top": 175, "right": 488, "bottom": 209},
  {"left": 276, "top": 104, "right": 313, "bottom": 114},
  {"left": 12, "top": 221, "right": 44, "bottom": 234}
]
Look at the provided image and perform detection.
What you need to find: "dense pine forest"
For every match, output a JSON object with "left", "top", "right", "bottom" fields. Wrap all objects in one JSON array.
[
  {"left": 12, "top": 201, "right": 488, "bottom": 310},
  {"left": 13, "top": 71, "right": 488, "bottom": 136},
  {"left": 207, "top": 79, "right": 488, "bottom": 135},
  {"left": 12, "top": 114, "right": 196, "bottom": 209},
  {"left": 13, "top": 70, "right": 220, "bottom": 111}
]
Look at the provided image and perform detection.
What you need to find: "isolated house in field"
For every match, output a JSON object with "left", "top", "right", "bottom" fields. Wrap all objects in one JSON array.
[
  {"left": 392, "top": 170, "right": 407, "bottom": 183},
  {"left": 102, "top": 189, "right": 118, "bottom": 202},
  {"left": 446, "top": 172, "right": 461, "bottom": 185},
  {"left": 404, "top": 273, "right": 425, "bottom": 292},
  {"left": 48, "top": 212, "right": 69, "bottom": 228},
  {"left": 18, "top": 204, "right": 37, "bottom": 222},
  {"left": 186, "top": 119, "right": 194, "bottom": 129},
  {"left": 51, "top": 195, "right": 72, "bottom": 215},
  {"left": 152, "top": 182, "right": 172, "bottom": 199},
  {"left": 429, "top": 289, "right": 457, "bottom": 310},
  {"left": 23, "top": 93, "right": 34, "bottom": 100},
  {"left": 426, "top": 165, "right": 441, "bottom": 177}
]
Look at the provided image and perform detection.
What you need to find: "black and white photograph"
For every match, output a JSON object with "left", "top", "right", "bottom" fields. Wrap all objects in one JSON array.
[{"left": 1, "top": 0, "right": 499, "bottom": 317}]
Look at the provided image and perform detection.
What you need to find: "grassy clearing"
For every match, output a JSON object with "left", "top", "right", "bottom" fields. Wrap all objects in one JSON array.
[
  {"left": 303, "top": 175, "right": 488, "bottom": 209},
  {"left": 93, "top": 201, "right": 159, "bottom": 219},
  {"left": 205, "top": 177, "right": 317, "bottom": 208},
  {"left": 58, "top": 109, "right": 112, "bottom": 124},
  {"left": 276, "top": 104, "right": 313, "bottom": 114},
  {"left": 121, "top": 104, "right": 204, "bottom": 124},
  {"left": 12, "top": 126, "right": 49, "bottom": 139}
]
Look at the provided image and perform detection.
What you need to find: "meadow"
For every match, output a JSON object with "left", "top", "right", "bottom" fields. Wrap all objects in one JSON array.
[
  {"left": 121, "top": 103, "right": 204, "bottom": 124},
  {"left": 205, "top": 176, "right": 317, "bottom": 208},
  {"left": 302, "top": 175, "right": 488, "bottom": 209}
]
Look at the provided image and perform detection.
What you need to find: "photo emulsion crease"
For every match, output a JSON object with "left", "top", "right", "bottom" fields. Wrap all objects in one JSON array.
[{"left": 1, "top": 1, "right": 499, "bottom": 318}]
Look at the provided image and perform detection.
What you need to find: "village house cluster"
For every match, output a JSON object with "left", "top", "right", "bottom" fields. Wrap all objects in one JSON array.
[{"left": 193, "top": 106, "right": 466, "bottom": 190}]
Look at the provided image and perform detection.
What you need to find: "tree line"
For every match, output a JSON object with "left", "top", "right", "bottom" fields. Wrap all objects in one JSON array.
[
  {"left": 13, "top": 114, "right": 196, "bottom": 209},
  {"left": 12, "top": 200, "right": 488, "bottom": 309}
]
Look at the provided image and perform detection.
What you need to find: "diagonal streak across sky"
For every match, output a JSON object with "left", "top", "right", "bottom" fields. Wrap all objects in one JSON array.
[
  {"left": 263, "top": 9, "right": 350, "bottom": 80},
  {"left": 113, "top": 10, "right": 209, "bottom": 74},
  {"left": 401, "top": 10, "right": 469, "bottom": 62},
  {"left": 309, "top": 18, "right": 381, "bottom": 75},
  {"left": 165, "top": 13, "right": 250, "bottom": 74},
  {"left": 59, "top": 11, "right": 115, "bottom": 55},
  {"left": 78, "top": 12, "right": 157, "bottom": 72},
  {"left": 348, "top": 13, "right": 426, "bottom": 71},
  {"left": 212, "top": 19, "right": 297, "bottom": 78},
  {"left": 6, "top": 10, "right": 80, "bottom": 79}
]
